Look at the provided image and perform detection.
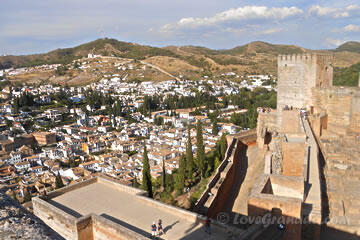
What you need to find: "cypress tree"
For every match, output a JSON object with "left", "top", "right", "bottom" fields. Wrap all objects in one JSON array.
[
  {"left": 162, "top": 157, "right": 166, "bottom": 189},
  {"left": 133, "top": 176, "right": 140, "bottom": 188},
  {"left": 55, "top": 172, "right": 64, "bottom": 189},
  {"left": 13, "top": 97, "right": 20, "bottom": 114},
  {"left": 196, "top": 120, "right": 206, "bottom": 177},
  {"left": 175, "top": 155, "right": 186, "bottom": 193},
  {"left": 220, "top": 134, "right": 227, "bottom": 161},
  {"left": 23, "top": 190, "right": 32, "bottom": 203},
  {"left": 186, "top": 126, "right": 194, "bottom": 177},
  {"left": 142, "top": 143, "right": 153, "bottom": 198},
  {"left": 12, "top": 191, "right": 18, "bottom": 203},
  {"left": 212, "top": 119, "right": 219, "bottom": 136}
]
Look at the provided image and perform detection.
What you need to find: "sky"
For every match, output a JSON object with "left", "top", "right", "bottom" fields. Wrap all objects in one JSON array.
[{"left": 1, "top": 0, "right": 360, "bottom": 55}]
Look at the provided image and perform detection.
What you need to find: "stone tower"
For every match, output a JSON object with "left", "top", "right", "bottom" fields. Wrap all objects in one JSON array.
[{"left": 277, "top": 54, "right": 333, "bottom": 112}]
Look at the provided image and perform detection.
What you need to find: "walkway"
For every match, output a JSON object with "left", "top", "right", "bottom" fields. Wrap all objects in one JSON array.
[
  {"left": 302, "top": 118, "right": 322, "bottom": 222},
  {"left": 222, "top": 145, "right": 264, "bottom": 216}
]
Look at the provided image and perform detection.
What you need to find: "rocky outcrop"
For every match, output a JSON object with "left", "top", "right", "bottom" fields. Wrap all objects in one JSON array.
[{"left": 0, "top": 190, "right": 63, "bottom": 240}]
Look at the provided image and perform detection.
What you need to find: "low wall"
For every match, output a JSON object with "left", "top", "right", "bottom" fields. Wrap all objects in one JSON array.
[
  {"left": 47, "top": 177, "right": 98, "bottom": 199},
  {"left": 77, "top": 216, "right": 94, "bottom": 240},
  {"left": 33, "top": 197, "right": 78, "bottom": 239},
  {"left": 91, "top": 215, "right": 148, "bottom": 240},
  {"left": 34, "top": 176, "right": 214, "bottom": 239}
]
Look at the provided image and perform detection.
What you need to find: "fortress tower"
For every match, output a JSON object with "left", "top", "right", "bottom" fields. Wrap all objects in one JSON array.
[{"left": 277, "top": 54, "right": 333, "bottom": 112}]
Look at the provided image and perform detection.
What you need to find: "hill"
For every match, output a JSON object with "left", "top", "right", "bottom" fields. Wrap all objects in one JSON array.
[
  {"left": 2, "top": 39, "right": 360, "bottom": 85},
  {"left": 0, "top": 38, "right": 177, "bottom": 69},
  {"left": 334, "top": 61, "right": 360, "bottom": 86},
  {"left": 220, "top": 41, "right": 306, "bottom": 55},
  {"left": 334, "top": 41, "right": 360, "bottom": 53}
]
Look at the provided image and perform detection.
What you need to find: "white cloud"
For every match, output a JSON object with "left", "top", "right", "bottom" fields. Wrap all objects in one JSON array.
[
  {"left": 344, "top": 24, "right": 360, "bottom": 32},
  {"left": 309, "top": 5, "right": 360, "bottom": 18},
  {"left": 260, "top": 28, "right": 283, "bottom": 35},
  {"left": 161, "top": 6, "right": 303, "bottom": 31},
  {"left": 325, "top": 38, "right": 347, "bottom": 47}
]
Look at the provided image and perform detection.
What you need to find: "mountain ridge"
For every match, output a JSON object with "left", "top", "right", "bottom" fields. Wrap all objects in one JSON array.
[{"left": 1, "top": 38, "right": 360, "bottom": 82}]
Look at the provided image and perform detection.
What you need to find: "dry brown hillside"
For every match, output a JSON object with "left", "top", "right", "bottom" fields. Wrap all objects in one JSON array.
[{"left": 1, "top": 38, "right": 360, "bottom": 85}]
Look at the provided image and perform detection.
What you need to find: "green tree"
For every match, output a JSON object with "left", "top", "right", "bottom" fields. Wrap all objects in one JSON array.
[
  {"left": 186, "top": 126, "right": 194, "bottom": 177},
  {"left": 212, "top": 119, "right": 219, "bottom": 135},
  {"left": 162, "top": 157, "right": 166, "bottom": 190},
  {"left": 5, "top": 119, "right": 13, "bottom": 128},
  {"left": 55, "top": 172, "right": 64, "bottom": 189},
  {"left": 154, "top": 116, "right": 164, "bottom": 126},
  {"left": 214, "top": 156, "right": 221, "bottom": 170},
  {"left": 13, "top": 97, "right": 20, "bottom": 114},
  {"left": 12, "top": 191, "right": 19, "bottom": 203},
  {"left": 175, "top": 155, "right": 186, "bottom": 193},
  {"left": 23, "top": 190, "right": 32, "bottom": 203},
  {"left": 196, "top": 120, "right": 206, "bottom": 177},
  {"left": 220, "top": 134, "right": 227, "bottom": 161},
  {"left": 142, "top": 143, "right": 153, "bottom": 198},
  {"left": 133, "top": 176, "right": 140, "bottom": 188}
]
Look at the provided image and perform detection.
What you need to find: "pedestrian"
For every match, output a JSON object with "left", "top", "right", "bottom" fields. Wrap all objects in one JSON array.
[
  {"left": 204, "top": 217, "right": 211, "bottom": 235},
  {"left": 158, "top": 219, "right": 165, "bottom": 236},
  {"left": 151, "top": 221, "right": 157, "bottom": 239}
]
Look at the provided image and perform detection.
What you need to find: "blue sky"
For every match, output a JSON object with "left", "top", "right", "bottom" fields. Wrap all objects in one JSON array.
[{"left": 1, "top": 0, "right": 360, "bottom": 55}]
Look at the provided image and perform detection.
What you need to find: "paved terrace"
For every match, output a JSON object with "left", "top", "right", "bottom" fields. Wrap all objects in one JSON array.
[{"left": 48, "top": 178, "right": 229, "bottom": 240}]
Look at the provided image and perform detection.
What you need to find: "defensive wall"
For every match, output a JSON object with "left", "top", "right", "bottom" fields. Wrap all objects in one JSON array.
[
  {"left": 194, "top": 129, "right": 256, "bottom": 219},
  {"left": 277, "top": 54, "right": 333, "bottom": 126},
  {"left": 311, "top": 86, "right": 360, "bottom": 136},
  {"left": 252, "top": 53, "right": 360, "bottom": 239}
]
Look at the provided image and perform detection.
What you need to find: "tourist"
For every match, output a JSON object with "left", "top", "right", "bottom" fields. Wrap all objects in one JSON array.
[
  {"left": 204, "top": 217, "right": 211, "bottom": 234},
  {"left": 158, "top": 219, "right": 165, "bottom": 236},
  {"left": 151, "top": 221, "right": 157, "bottom": 238}
]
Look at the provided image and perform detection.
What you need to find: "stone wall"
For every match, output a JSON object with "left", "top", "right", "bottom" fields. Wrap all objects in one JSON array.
[
  {"left": 277, "top": 54, "right": 333, "bottom": 127},
  {"left": 195, "top": 129, "right": 256, "bottom": 216},
  {"left": 248, "top": 174, "right": 303, "bottom": 240},
  {"left": 277, "top": 54, "right": 333, "bottom": 112},
  {"left": 34, "top": 176, "right": 216, "bottom": 240},
  {"left": 256, "top": 110, "right": 278, "bottom": 149},
  {"left": 32, "top": 197, "right": 78, "bottom": 239},
  {"left": 282, "top": 142, "right": 306, "bottom": 177},
  {"left": 311, "top": 87, "right": 360, "bottom": 135},
  {"left": 280, "top": 110, "right": 302, "bottom": 134},
  {"left": 207, "top": 140, "right": 247, "bottom": 218}
]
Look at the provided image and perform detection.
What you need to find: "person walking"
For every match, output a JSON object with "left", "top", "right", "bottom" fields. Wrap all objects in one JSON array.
[
  {"left": 205, "top": 217, "right": 211, "bottom": 235},
  {"left": 158, "top": 219, "right": 165, "bottom": 236},
  {"left": 151, "top": 221, "right": 157, "bottom": 239}
]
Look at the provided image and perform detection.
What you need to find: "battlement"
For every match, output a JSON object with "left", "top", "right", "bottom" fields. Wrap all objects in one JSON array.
[{"left": 278, "top": 53, "right": 333, "bottom": 64}]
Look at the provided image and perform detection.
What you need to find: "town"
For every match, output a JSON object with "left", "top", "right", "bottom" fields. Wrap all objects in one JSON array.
[{"left": 0, "top": 55, "right": 276, "bottom": 206}]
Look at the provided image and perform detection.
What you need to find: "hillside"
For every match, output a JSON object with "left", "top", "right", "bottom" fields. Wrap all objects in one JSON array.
[
  {"left": 334, "top": 61, "right": 360, "bottom": 86},
  {"left": 0, "top": 39, "right": 177, "bottom": 69},
  {"left": 1, "top": 39, "right": 360, "bottom": 85},
  {"left": 334, "top": 41, "right": 360, "bottom": 53}
]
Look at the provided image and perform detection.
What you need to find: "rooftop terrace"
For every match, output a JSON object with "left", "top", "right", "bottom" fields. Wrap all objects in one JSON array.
[{"left": 33, "top": 176, "right": 232, "bottom": 240}]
